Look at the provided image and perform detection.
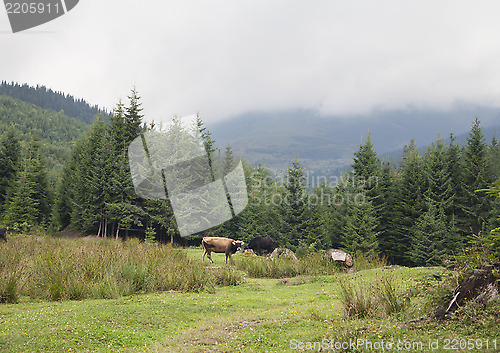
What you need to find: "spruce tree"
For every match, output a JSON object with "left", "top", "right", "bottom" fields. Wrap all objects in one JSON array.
[
  {"left": 395, "top": 140, "right": 426, "bottom": 265},
  {"left": 446, "top": 133, "right": 463, "bottom": 229},
  {"left": 124, "top": 87, "right": 144, "bottom": 145},
  {"left": 376, "top": 162, "right": 403, "bottom": 263},
  {"left": 351, "top": 133, "right": 380, "bottom": 195},
  {"left": 3, "top": 158, "right": 39, "bottom": 232},
  {"left": 423, "top": 138, "right": 454, "bottom": 214},
  {"left": 27, "top": 134, "right": 51, "bottom": 226},
  {"left": 342, "top": 196, "right": 379, "bottom": 256},
  {"left": 71, "top": 117, "right": 112, "bottom": 233},
  {"left": 460, "top": 117, "right": 494, "bottom": 234},
  {"left": 410, "top": 204, "right": 449, "bottom": 266},
  {"left": 0, "top": 126, "right": 21, "bottom": 213},
  {"left": 4, "top": 134, "right": 49, "bottom": 231},
  {"left": 281, "top": 159, "right": 308, "bottom": 248}
]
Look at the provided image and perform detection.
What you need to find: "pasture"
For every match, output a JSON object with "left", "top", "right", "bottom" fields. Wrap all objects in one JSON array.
[{"left": 0, "top": 237, "right": 499, "bottom": 352}]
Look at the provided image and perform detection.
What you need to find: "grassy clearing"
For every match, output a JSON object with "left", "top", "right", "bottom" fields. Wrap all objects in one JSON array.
[
  {"left": 1, "top": 239, "right": 499, "bottom": 352},
  {"left": 0, "top": 237, "right": 243, "bottom": 303}
]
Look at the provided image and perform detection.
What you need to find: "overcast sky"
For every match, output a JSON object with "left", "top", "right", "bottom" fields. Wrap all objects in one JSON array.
[{"left": 1, "top": 1, "right": 500, "bottom": 124}]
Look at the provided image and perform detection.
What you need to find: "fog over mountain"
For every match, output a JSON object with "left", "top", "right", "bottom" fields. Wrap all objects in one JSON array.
[{"left": 209, "top": 104, "right": 500, "bottom": 174}]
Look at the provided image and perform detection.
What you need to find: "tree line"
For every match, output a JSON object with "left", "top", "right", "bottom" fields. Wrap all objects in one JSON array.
[
  {"left": 1, "top": 89, "right": 499, "bottom": 266},
  {"left": 0, "top": 81, "right": 106, "bottom": 124}
]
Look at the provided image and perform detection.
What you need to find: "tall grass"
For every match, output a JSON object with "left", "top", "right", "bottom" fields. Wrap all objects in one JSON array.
[
  {"left": 0, "top": 236, "right": 243, "bottom": 303},
  {"left": 233, "top": 252, "right": 338, "bottom": 278},
  {"left": 338, "top": 274, "right": 410, "bottom": 319}
]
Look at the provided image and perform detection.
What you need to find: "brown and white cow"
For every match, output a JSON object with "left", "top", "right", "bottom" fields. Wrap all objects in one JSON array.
[{"left": 201, "top": 237, "right": 244, "bottom": 264}]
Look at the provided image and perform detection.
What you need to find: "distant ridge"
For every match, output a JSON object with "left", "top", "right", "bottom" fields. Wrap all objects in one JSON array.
[
  {"left": 209, "top": 106, "right": 500, "bottom": 174},
  {"left": 0, "top": 81, "right": 107, "bottom": 124}
]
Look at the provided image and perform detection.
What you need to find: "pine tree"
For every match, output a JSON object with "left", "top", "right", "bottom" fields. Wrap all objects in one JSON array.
[
  {"left": 446, "top": 133, "right": 462, "bottom": 229},
  {"left": 342, "top": 196, "right": 379, "bottom": 256},
  {"left": 423, "top": 138, "right": 454, "bottom": 214},
  {"left": 71, "top": 117, "right": 112, "bottom": 233},
  {"left": 304, "top": 181, "right": 332, "bottom": 250},
  {"left": 27, "top": 134, "right": 51, "bottom": 226},
  {"left": 4, "top": 134, "right": 49, "bottom": 231},
  {"left": 124, "top": 87, "right": 144, "bottom": 145},
  {"left": 376, "top": 162, "right": 403, "bottom": 263},
  {"left": 280, "top": 159, "right": 308, "bottom": 248},
  {"left": 395, "top": 140, "right": 426, "bottom": 265},
  {"left": 351, "top": 133, "right": 380, "bottom": 195},
  {"left": 410, "top": 204, "right": 449, "bottom": 266},
  {"left": 109, "top": 100, "right": 128, "bottom": 153},
  {"left": 460, "top": 117, "right": 494, "bottom": 234},
  {"left": 3, "top": 159, "right": 39, "bottom": 232},
  {"left": 0, "top": 126, "right": 21, "bottom": 213},
  {"left": 236, "top": 163, "right": 281, "bottom": 243}
]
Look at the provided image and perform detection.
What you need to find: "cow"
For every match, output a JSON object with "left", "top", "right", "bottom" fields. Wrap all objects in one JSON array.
[
  {"left": 0, "top": 227, "right": 8, "bottom": 242},
  {"left": 245, "top": 237, "right": 275, "bottom": 256},
  {"left": 201, "top": 237, "right": 244, "bottom": 264}
]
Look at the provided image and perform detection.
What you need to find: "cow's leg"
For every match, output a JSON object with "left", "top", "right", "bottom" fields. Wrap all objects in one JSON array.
[
  {"left": 202, "top": 247, "right": 206, "bottom": 262},
  {"left": 208, "top": 251, "right": 214, "bottom": 263}
]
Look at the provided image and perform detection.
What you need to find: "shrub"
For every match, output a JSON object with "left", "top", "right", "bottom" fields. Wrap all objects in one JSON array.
[
  {"left": 338, "top": 279, "right": 375, "bottom": 318},
  {"left": 338, "top": 274, "right": 410, "bottom": 319},
  {"left": 352, "top": 251, "right": 388, "bottom": 270},
  {"left": 377, "top": 275, "right": 410, "bottom": 315}
]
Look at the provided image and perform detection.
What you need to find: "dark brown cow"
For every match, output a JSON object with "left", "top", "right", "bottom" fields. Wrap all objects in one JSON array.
[
  {"left": 0, "top": 227, "right": 8, "bottom": 242},
  {"left": 246, "top": 237, "right": 275, "bottom": 255},
  {"left": 202, "top": 237, "right": 244, "bottom": 264}
]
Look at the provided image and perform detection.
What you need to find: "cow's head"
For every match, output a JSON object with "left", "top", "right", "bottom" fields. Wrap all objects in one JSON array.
[
  {"left": 232, "top": 240, "right": 244, "bottom": 251},
  {"left": 0, "top": 227, "right": 8, "bottom": 242}
]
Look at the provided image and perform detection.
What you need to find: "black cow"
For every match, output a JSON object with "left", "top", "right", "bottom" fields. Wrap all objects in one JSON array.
[
  {"left": 246, "top": 237, "right": 275, "bottom": 255},
  {"left": 0, "top": 227, "right": 8, "bottom": 242}
]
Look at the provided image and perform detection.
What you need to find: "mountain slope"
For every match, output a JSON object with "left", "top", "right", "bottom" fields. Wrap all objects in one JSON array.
[
  {"left": 0, "top": 81, "right": 106, "bottom": 124},
  {"left": 0, "top": 95, "right": 89, "bottom": 173}
]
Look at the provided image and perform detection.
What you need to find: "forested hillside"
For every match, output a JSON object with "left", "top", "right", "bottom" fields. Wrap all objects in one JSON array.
[
  {"left": 1, "top": 88, "right": 499, "bottom": 268},
  {"left": 0, "top": 81, "right": 106, "bottom": 124},
  {"left": 0, "top": 95, "right": 88, "bottom": 172}
]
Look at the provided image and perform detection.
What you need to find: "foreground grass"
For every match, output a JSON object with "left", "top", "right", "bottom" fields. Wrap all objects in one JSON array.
[
  {"left": 0, "top": 237, "right": 243, "bottom": 303},
  {"left": 2, "top": 264, "right": 498, "bottom": 352}
]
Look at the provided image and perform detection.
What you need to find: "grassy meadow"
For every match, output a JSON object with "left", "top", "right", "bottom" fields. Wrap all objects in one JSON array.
[{"left": 0, "top": 236, "right": 499, "bottom": 352}]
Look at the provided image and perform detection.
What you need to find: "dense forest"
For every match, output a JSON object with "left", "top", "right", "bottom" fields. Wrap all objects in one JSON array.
[
  {"left": 1, "top": 88, "right": 500, "bottom": 267},
  {"left": 0, "top": 95, "right": 88, "bottom": 174},
  {"left": 0, "top": 81, "right": 107, "bottom": 124}
]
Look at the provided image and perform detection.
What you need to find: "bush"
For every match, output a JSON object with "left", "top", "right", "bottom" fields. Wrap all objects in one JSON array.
[
  {"left": 352, "top": 251, "right": 388, "bottom": 270},
  {"left": 338, "top": 279, "right": 375, "bottom": 318},
  {"left": 338, "top": 274, "right": 410, "bottom": 319}
]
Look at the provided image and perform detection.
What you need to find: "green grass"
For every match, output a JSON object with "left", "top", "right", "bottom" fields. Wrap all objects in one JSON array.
[
  {"left": 1, "top": 240, "right": 499, "bottom": 352},
  {"left": 0, "top": 237, "right": 243, "bottom": 303}
]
